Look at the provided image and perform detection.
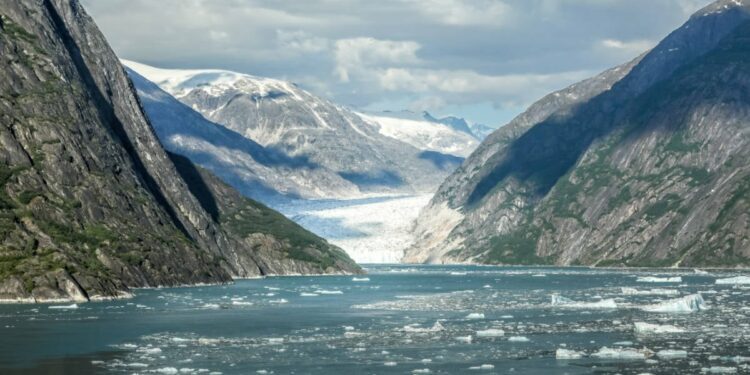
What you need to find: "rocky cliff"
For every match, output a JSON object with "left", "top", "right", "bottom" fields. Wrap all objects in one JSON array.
[
  {"left": 0, "top": 0, "right": 359, "bottom": 303},
  {"left": 405, "top": 0, "right": 750, "bottom": 268}
]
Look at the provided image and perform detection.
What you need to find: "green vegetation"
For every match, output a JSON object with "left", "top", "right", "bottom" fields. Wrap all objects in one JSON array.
[
  {"left": 484, "top": 226, "right": 551, "bottom": 265},
  {"left": 642, "top": 193, "right": 682, "bottom": 222}
]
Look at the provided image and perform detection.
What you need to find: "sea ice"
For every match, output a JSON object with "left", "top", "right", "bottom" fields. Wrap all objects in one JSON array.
[
  {"left": 591, "top": 346, "right": 654, "bottom": 360},
  {"left": 412, "top": 369, "right": 431, "bottom": 374},
  {"left": 455, "top": 335, "right": 472, "bottom": 343},
  {"left": 352, "top": 278, "right": 370, "bottom": 282},
  {"left": 556, "top": 349, "right": 585, "bottom": 359},
  {"left": 657, "top": 349, "right": 688, "bottom": 359},
  {"left": 715, "top": 276, "right": 750, "bottom": 285},
  {"left": 633, "top": 322, "right": 685, "bottom": 334},
  {"left": 641, "top": 294, "right": 707, "bottom": 313},
  {"left": 300, "top": 293, "right": 319, "bottom": 297},
  {"left": 508, "top": 336, "right": 530, "bottom": 342},
  {"left": 468, "top": 364, "right": 495, "bottom": 370},
  {"left": 636, "top": 276, "right": 682, "bottom": 283},
  {"left": 403, "top": 321, "right": 444, "bottom": 333},
  {"left": 314, "top": 290, "right": 343, "bottom": 295},
  {"left": 550, "top": 294, "right": 618, "bottom": 309},
  {"left": 702, "top": 367, "right": 738, "bottom": 373},
  {"left": 49, "top": 304, "right": 78, "bottom": 309},
  {"left": 465, "top": 313, "right": 485, "bottom": 319},
  {"left": 476, "top": 329, "right": 505, "bottom": 337},
  {"left": 621, "top": 287, "right": 679, "bottom": 296}
]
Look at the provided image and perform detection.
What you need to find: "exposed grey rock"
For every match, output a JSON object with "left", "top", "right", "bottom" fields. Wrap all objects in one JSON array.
[
  {"left": 0, "top": 0, "right": 359, "bottom": 303},
  {"left": 406, "top": 0, "right": 750, "bottom": 268}
]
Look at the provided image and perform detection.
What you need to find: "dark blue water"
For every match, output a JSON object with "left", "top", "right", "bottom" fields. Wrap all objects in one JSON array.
[{"left": 1, "top": 265, "right": 749, "bottom": 374}]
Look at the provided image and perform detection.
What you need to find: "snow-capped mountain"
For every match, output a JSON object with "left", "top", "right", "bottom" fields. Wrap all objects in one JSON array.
[
  {"left": 357, "top": 111, "right": 479, "bottom": 157},
  {"left": 123, "top": 60, "right": 474, "bottom": 200}
]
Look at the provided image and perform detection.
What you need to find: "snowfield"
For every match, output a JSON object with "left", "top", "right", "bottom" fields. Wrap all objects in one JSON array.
[{"left": 277, "top": 195, "right": 433, "bottom": 263}]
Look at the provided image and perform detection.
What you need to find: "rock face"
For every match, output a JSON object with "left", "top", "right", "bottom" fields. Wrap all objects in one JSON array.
[
  {"left": 124, "top": 61, "right": 468, "bottom": 201},
  {"left": 405, "top": 0, "right": 750, "bottom": 267},
  {"left": 0, "top": 0, "right": 359, "bottom": 302}
]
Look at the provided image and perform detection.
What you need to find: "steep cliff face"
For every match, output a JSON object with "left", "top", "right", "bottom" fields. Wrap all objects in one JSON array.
[
  {"left": 0, "top": 0, "right": 359, "bottom": 303},
  {"left": 405, "top": 0, "right": 750, "bottom": 267}
]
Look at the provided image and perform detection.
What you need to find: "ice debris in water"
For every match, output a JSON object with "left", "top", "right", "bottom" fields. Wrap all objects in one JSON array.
[
  {"left": 702, "top": 367, "right": 738, "bottom": 373},
  {"left": 475, "top": 329, "right": 504, "bottom": 337},
  {"left": 633, "top": 322, "right": 685, "bottom": 334},
  {"left": 352, "top": 277, "right": 370, "bottom": 282},
  {"left": 508, "top": 336, "right": 530, "bottom": 342},
  {"left": 468, "top": 364, "right": 495, "bottom": 370},
  {"left": 641, "top": 294, "right": 707, "bottom": 313},
  {"left": 48, "top": 303, "right": 78, "bottom": 310},
  {"left": 636, "top": 276, "right": 682, "bottom": 283},
  {"left": 314, "top": 290, "right": 343, "bottom": 295},
  {"left": 556, "top": 349, "right": 585, "bottom": 359},
  {"left": 715, "top": 276, "right": 750, "bottom": 285},
  {"left": 465, "top": 313, "right": 485, "bottom": 319},
  {"left": 412, "top": 369, "right": 431, "bottom": 373},
  {"left": 621, "top": 287, "right": 679, "bottom": 296},
  {"left": 657, "top": 349, "right": 688, "bottom": 359},
  {"left": 550, "top": 294, "right": 618, "bottom": 309},
  {"left": 455, "top": 335, "right": 472, "bottom": 343},
  {"left": 591, "top": 346, "right": 654, "bottom": 360},
  {"left": 402, "top": 321, "right": 444, "bottom": 333}
]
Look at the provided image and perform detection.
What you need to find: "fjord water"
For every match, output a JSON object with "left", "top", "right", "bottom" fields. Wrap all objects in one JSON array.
[{"left": 1, "top": 266, "right": 749, "bottom": 374}]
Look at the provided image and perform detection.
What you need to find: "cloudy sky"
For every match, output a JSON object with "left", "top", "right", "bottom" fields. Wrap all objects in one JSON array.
[{"left": 81, "top": 0, "right": 710, "bottom": 126}]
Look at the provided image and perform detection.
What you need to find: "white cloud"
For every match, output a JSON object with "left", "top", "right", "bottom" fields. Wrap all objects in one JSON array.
[
  {"left": 334, "top": 37, "right": 422, "bottom": 82},
  {"left": 407, "top": 0, "right": 512, "bottom": 27},
  {"left": 600, "top": 38, "right": 655, "bottom": 54},
  {"left": 277, "top": 30, "right": 329, "bottom": 54}
]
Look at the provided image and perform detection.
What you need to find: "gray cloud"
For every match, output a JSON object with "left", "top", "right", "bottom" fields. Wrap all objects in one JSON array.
[{"left": 81, "top": 0, "right": 710, "bottom": 125}]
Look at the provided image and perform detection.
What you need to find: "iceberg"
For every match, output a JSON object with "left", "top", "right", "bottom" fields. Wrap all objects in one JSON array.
[
  {"left": 508, "top": 336, "right": 530, "bottom": 342},
  {"left": 641, "top": 294, "right": 707, "bottom": 313},
  {"left": 402, "top": 321, "right": 444, "bottom": 333},
  {"left": 550, "top": 294, "right": 618, "bottom": 309},
  {"left": 657, "top": 349, "right": 688, "bottom": 359},
  {"left": 621, "top": 287, "right": 679, "bottom": 296},
  {"left": 715, "top": 276, "right": 750, "bottom": 285},
  {"left": 591, "top": 346, "right": 654, "bottom": 360},
  {"left": 475, "top": 329, "right": 504, "bottom": 337},
  {"left": 634, "top": 322, "right": 685, "bottom": 334},
  {"left": 48, "top": 303, "right": 78, "bottom": 310},
  {"left": 454, "top": 335, "right": 472, "bottom": 343},
  {"left": 465, "top": 313, "right": 485, "bottom": 319},
  {"left": 352, "top": 277, "right": 370, "bottom": 282},
  {"left": 636, "top": 276, "right": 682, "bottom": 283},
  {"left": 468, "top": 364, "right": 495, "bottom": 370},
  {"left": 556, "top": 349, "right": 585, "bottom": 359}
]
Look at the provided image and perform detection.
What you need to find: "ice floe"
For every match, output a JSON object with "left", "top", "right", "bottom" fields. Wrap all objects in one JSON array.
[
  {"left": 715, "top": 276, "right": 750, "bottom": 285},
  {"left": 465, "top": 313, "right": 485, "bottom": 319},
  {"left": 402, "top": 321, "right": 444, "bottom": 333},
  {"left": 640, "top": 294, "right": 707, "bottom": 313},
  {"left": 352, "top": 277, "right": 370, "bottom": 282},
  {"left": 591, "top": 346, "right": 654, "bottom": 360},
  {"left": 468, "top": 364, "right": 495, "bottom": 370},
  {"left": 48, "top": 304, "right": 78, "bottom": 310},
  {"left": 621, "top": 287, "right": 679, "bottom": 296},
  {"left": 508, "top": 336, "right": 530, "bottom": 342},
  {"left": 636, "top": 276, "right": 682, "bottom": 283},
  {"left": 556, "top": 349, "right": 585, "bottom": 359},
  {"left": 633, "top": 322, "right": 685, "bottom": 334},
  {"left": 657, "top": 349, "right": 688, "bottom": 359},
  {"left": 475, "top": 329, "right": 504, "bottom": 337},
  {"left": 550, "top": 294, "right": 618, "bottom": 309}
]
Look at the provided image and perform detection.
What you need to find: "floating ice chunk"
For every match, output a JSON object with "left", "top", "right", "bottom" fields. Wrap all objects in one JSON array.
[
  {"left": 139, "top": 347, "right": 162, "bottom": 355},
  {"left": 384, "top": 362, "right": 397, "bottom": 366},
  {"left": 634, "top": 322, "right": 685, "bottom": 334},
  {"left": 476, "top": 329, "right": 504, "bottom": 337},
  {"left": 231, "top": 301, "right": 253, "bottom": 306},
  {"left": 694, "top": 269, "right": 710, "bottom": 275},
  {"left": 500, "top": 315, "right": 514, "bottom": 319},
  {"left": 702, "top": 367, "right": 738, "bottom": 373},
  {"left": 269, "top": 299, "right": 288, "bottom": 304},
  {"left": 657, "top": 349, "right": 688, "bottom": 359},
  {"left": 300, "top": 293, "right": 319, "bottom": 297},
  {"left": 202, "top": 304, "right": 220, "bottom": 309},
  {"left": 449, "top": 271, "right": 467, "bottom": 276},
  {"left": 455, "top": 335, "right": 472, "bottom": 343},
  {"left": 641, "top": 294, "right": 707, "bottom": 313},
  {"left": 153, "top": 367, "right": 179, "bottom": 374},
  {"left": 314, "top": 290, "right": 343, "bottom": 295},
  {"left": 49, "top": 304, "right": 78, "bottom": 310},
  {"left": 412, "top": 369, "right": 431, "bottom": 374},
  {"left": 468, "top": 364, "right": 495, "bottom": 370},
  {"left": 508, "top": 336, "right": 530, "bottom": 342},
  {"left": 621, "top": 287, "right": 679, "bottom": 296},
  {"left": 532, "top": 273, "right": 546, "bottom": 277},
  {"left": 556, "top": 349, "right": 585, "bottom": 359},
  {"left": 637, "top": 276, "right": 682, "bottom": 283},
  {"left": 465, "top": 313, "right": 485, "bottom": 319},
  {"left": 715, "top": 276, "right": 750, "bottom": 285},
  {"left": 550, "top": 294, "right": 617, "bottom": 309},
  {"left": 266, "top": 338, "right": 284, "bottom": 345},
  {"left": 591, "top": 346, "right": 654, "bottom": 360},
  {"left": 403, "top": 321, "right": 444, "bottom": 333},
  {"left": 352, "top": 277, "right": 370, "bottom": 282}
]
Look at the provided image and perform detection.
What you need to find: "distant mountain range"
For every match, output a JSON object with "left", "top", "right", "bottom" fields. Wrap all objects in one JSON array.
[
  {"left": 124, "top": 61, "right": 479, "bottom": 202},
  {"left": 405, "top": 0, "right": 750, "bottom": 268}
]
